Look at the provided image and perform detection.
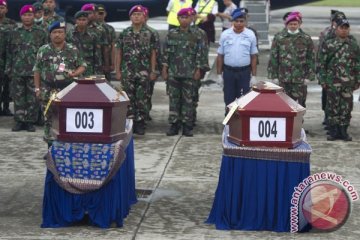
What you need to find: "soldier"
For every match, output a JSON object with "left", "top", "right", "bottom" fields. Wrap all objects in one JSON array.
[
  {"left": 41, "top": 0, "right": 64, "bottom": 28},
  {"left": 33, "top": 2, "right": 44, "bottom": 26},
  {"left": 166, "top": 0, "right": 193, "bottom": 30},
  {"left": 0, "top": 0, "right": 16, "bottom": 116},
  {"left": 66, "top": 11, "right": 101, "bottom": 77},
  {"left": 5, "top": 5, "right": 47, "bottom": 131},
  {"left": 143, "top": 6, "right": 161, "bottom": 121},
  {"left": 81, "top": 3, "right": 110, "bottom": 76},
  {"left": 316, "top": 10, "right": 347, "bottom": 127},
  {"left": 96, "top": 4, "right": 116, "bottom": 80},
  {"left": 162, "top": 8, "right": 203, "bottom": 137},
  {"left": 268, "top": 11, "right": 315, "bottom": 108},
  {"left": 216, "top": 9, "right": 258, "bottom": 111},
  {"left": 33, "top": 21, "right": 86, "bottom": 149},
  {"left": 317, "top": 18, "right": 359, "bottom": 141},
  {"left": 115, "top": 5, "right": 157, "bottom": 135}
]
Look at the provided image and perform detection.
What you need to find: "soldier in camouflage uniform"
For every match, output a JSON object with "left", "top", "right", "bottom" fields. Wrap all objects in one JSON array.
[
  {"left": 33, "top": 2, "right": 44, "bottom": 26},
  {"left": 0, "top": 0, "right": 17, "bottom": 116},
  {"left": 115, "top": 5, "right": 157, "bottom": 135},
  {"left": 162, "top": 8, "right": 202, "bottom": 137},
  {"left": 190, "top": 8, "right": 209, "bottom": 127},
  {"left": 96, "top": 4, "right": 116, "bottom": 81},
  {"left": 316, "top": 11, "right": 347, "bottom": 127},
  {"left": 41, "top": 0, "right": 64, "bottom": 28},
  {"left": 5, "top": 5, "right": 47, "bottom": 131},
  {"left": 317, "top": 18, "right": 360, "bottom": 141},
  {"left": 143, "top": 6, "right": 161, "bottom": 122},
  {"left": 268, "top": 11, "right": 315, "bottom": 108},
  {"left": 66, "top": 11, "right": 102, "bottom": 77},
  {"left": 81, "top": 3, "right": 110, "bottom": 76},
  {"left": 33, "top": 21, "right": 86, "bottom": 147}
]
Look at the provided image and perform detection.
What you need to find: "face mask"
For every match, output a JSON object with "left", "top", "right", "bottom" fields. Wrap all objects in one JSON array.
[
  {"left": 34, "top": 17, "right": 43, "bottom": 23},
  {"left": 288, "top": 29, "right": 299, "bottom": 35}
]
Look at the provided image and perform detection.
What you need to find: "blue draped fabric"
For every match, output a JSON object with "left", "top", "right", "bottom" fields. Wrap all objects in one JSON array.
[
  {"left": 206, "top": 155, "right": 310, "bottom": 232},
  {"left": 41, "top": 138, "right": 137, "bottom": 228}
]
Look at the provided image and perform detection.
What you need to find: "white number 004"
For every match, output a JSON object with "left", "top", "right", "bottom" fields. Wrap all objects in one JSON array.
[{"left": 249, "top": 117, "right": 286, "bottom": 141}]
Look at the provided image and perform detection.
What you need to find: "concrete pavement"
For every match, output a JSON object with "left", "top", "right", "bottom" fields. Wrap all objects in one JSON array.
[{"left": 1, "top": 6, "right": 360, "bottom": 240}]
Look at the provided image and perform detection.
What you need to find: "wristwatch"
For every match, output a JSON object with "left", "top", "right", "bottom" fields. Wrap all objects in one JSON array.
[{"left": 34, "top": 88, "right": 40, "bottom": 92}]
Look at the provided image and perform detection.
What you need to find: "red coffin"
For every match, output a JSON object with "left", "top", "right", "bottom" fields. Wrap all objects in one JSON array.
[
  {"left": 51, "top": 76, "right": 129, "bottom": 143},
  {"left": 225, "top": 82, "right": 306, "bottom": 148}
]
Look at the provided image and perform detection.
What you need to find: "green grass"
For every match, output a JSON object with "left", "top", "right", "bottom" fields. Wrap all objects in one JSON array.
[{"left": 305, "top": 0, "right": 360, "bottom": 7}]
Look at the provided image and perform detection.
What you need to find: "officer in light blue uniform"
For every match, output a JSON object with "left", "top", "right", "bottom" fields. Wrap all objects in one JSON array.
[{"left": 216, "top": 8, "right": 258, "bottom": 108}]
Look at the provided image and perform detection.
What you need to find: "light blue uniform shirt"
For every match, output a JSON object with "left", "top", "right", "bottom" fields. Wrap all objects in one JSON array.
[{"left": 217, "top": 27, "right": 258, "bottom": 67}]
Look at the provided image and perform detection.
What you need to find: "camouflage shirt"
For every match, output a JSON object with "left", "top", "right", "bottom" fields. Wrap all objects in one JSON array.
[
  {"left": 6, "top": 24, "right": 47, "bottom": 77},
  {"left": 88, "top": 22, "right": 109, "bottom": 68},
  {"left": 191, "top": 25, "right": 209, "bottom": 72},
  {"left": 144, "top": 23, "right": 161, "bottom": 71},
  {"left": 0, "top": 25, "right": 8, "bottom": 73},
  {"left": 115, "top": 25, "right": 157, "bottom": 77},
  {"left": 268, "top": 29, "right": 315, "bottom": 83},
  {"left": 0, "top": 17, "right": 17, "bottom": 27},
  {"left": 317, "top": 36, "right": 360, "bottom": 88},
  {"left": 33, "top": 42, "right": 87, "bottom": 88},
  {"left": 163, "top": 27, "right": 203, "bottom": 78},
  {"left": 42, "top": 12, "right": 64, "bottom": 29},
  {"left": 66, "top": 26, "right": 102, "bottom": 76}
]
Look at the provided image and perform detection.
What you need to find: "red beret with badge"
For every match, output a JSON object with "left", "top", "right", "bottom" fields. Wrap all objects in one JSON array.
[{"left": 19, "top": 5, "right": 34, "bottom": 16}]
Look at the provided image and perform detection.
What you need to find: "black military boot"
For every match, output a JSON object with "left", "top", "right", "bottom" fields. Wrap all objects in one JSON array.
[
  {"left": 2, "top": 103, "right": 13, "bottom": 116},
  {"left": 327, "top": 125, "right": 340, "bottom": 141},
  {"left": 134, "top": 120, "right": 145, "bottom": 135},
  {"left": 339, "top": 125, "right": 352, "bottom": 141},
  {"left": 12, "top": 122, "right": 24, "bottom": 131},
  {"left": 26, "top": 123, "right": 36, "bottom": 132},
  {"left": 182, "top": 124, "right": 193, "bottom": 137},
  {"left": 166, "top": 122, "right": 180, "bottom": 136}
]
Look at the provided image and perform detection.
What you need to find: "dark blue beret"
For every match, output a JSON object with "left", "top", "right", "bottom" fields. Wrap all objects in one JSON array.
[
  {"left": 231, "top": 8, "right": 246, "bottom": 21},
  {"left": 48, "top": 21, "right": 66, "bottom": 33}
]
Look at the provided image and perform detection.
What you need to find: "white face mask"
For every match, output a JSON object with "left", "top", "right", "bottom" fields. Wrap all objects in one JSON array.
[
  {"left": 288, "top": 29, "right": 299, "bottom": 34},
  {"left": 34, "top": 17, "right": 43, "bottom": 23}
]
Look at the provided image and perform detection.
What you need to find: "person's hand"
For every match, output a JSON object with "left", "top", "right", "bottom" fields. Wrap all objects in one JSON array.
[
  {"left": 115, "top": 71, "right": 122, "bottom": 81},
  {"left": 68, "top": 71, "right": 77, "bottom": 78},
  {"left": 321, "top": 83, "right": 328, "bottom": 89},
  {"left": 162, "top": 68, "right": 168, "bottom": 81},
  {"left": 149, "top": 72, "right": 157, "bottom": 81},
  {"left": 216, "top": 74, "right": 223, "bottom": 86},
  {"left": 193, "top": 69, "right": 201, "bottom": 81},
  {"left": 250, "top": 76, "right": 257, "bottom": 86},
  {"left": 35, "top": 88, "right": 41, "bottom": 99},
  {"left": 272, "top": 78, "right": 279, "bottom": 85},
  {"left": 304, "top": 79, "right": 311, "bottom": 84}
]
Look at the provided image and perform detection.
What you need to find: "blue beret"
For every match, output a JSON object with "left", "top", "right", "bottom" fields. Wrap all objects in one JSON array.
[
  {"left": 231, "top": 8, "right": 246, "bottom": 21},
  {"left": 48, "top": 21, "right": 66, "bottom": 33}
]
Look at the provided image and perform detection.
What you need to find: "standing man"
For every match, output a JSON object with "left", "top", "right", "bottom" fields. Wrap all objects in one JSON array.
[
  {"left": 0, "top": 0, "right": 16, "bottom": 116},
  {"left": 216, "top": 0, "right": 237, "bottom": 31},
  {"left": 166, "top": 0, "right": 193, "bottom": 30},
  {"left": 66, "top": 11, "right": 101, "bottom": 77},
  {"left": 216, "top": 9, "right": 258, "bottom": 111},
  {"left": 115, "top": 5, "right": 157, "bottom": 135},
  {"left": 162, "top": 8, "right": 203, "bottom": 137},
  {"left": 268, "top": 11, "right": 315, "bottom": 108},
  {"left": 195, "top": 0, "right": 218, "bottom": 43},
  {"left": 33, "top": 2, "right": 44, "bottom": 26},
  {"left": 317, "top": 18, "right": 359, "bottom": 141},
  {"left": 6, "top": 5, "right": 47, "bottom": 131},
  {"left": 96, "top": 4, "right": 116, "bottom": 80},
  {"left": 42, "top": 0, "right": 64, "bottom": 28},
  {"left": 33, "top": 21, "right": 86, "bottom": 149}
]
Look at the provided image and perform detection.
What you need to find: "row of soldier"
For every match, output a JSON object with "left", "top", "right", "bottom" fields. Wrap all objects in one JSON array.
[{"left": 267, "top": 10, "right": 359, "bottom": 141}]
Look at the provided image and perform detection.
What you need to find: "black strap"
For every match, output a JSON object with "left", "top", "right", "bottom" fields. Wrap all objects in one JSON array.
[{"left": 198, "top": 0, "right": 212, "bottom": 14}]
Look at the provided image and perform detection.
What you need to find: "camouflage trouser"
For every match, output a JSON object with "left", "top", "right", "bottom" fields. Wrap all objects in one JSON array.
[
  {"left": 146, "top": 80, "right": 156, "bottom": 116},
  {"left": 10, "top": 76, "right": 38, "bottom": 123},
  {"left": 326, "top": 86, "right": 353, "bottom": 126},
  {"left": 280, "top": 82, "right": 307, "bottom": 108},
  {"left": 40, "top": 89, "right": 55, "bottom": 143},
  {"left": 168, "top": 77, "right": 194, "bottom": 126},
  {"left": 122, "top": 73, "right": 149, "bottom": 122},
  {"left": 0, "top": 73, "right": 11, "bottom": 109},
  {"left": 192, "top": 79, "right": 202, "bottom": 121}
]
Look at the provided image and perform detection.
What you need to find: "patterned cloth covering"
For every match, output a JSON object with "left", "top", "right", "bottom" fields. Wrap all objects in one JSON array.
[
  {"left": 46, "top": 120, "right": 133, "bottom": 194},
  {"left": 222, "top": 125, "right": 311, "bottom": 163}
]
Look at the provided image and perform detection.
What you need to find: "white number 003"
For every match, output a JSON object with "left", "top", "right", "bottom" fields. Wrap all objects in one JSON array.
[{"left": 66, "top": 108, "right": 103, "bottom": 133}]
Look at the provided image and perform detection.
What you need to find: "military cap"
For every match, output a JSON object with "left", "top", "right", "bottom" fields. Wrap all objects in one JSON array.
[
  {"left": 81, "top": 3, "right": 96, "bottom": 12},
  {"left": 0, "top": 0, "right": 7, "bottom": 6},
  {"left": 74, "top": 10, "right": 88, "bottom": 19},
  {"left": 32, "top": 2, "right": 43, "bottom": 11},
  {"left": 231, "top": 8, "right": 246, "bottom": 20},
  {"left": 19, "top": 5, "right": 34, "bottom": 16},
  {"left": 129, "top": 5, "right": 144, "bottom": 16},
  {"left": 332, "top": 11, "right": 346, "bottom": 22},
  {"left": 336, "top": 18, "right": 350, "bottom": 27},
  {"left": 48, "top": 21, "right": 66, "bottom": 33},
  {"left": 177, "top": 7, "right": 193, "bottom": 17},
  {"left": 285, "top": 11, "right": 302, "bottom": 25},
  {"left": 97, "top": 4, "right": 106, "bottom": 13}
]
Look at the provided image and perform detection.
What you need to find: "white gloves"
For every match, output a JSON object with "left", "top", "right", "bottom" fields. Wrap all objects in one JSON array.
[
  {"left": 304, "top": 79, "right": 311, "bottom": 84},
  {"left": 216, "top": 74, "right": 223, "bottom": 87},
  {"left": 250, "top": 76, "right": 257, "bottom": 87},
  {"left": 272, "top": 78, "right": 279, "bottom": 85}
]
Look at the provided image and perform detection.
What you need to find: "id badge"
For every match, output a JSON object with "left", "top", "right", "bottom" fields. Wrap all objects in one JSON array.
[{"left": 58, "top": 63, "right": 65, "bottom": 72}]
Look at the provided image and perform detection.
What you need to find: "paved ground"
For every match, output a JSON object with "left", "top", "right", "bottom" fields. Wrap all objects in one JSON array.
[{"left": 0, "top": 5, "right": 359, "bottom": 240}]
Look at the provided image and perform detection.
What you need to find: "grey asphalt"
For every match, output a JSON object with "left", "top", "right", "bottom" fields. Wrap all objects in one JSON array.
[{"left": 0, "top": 6, "right": 359, "bottom": 240}]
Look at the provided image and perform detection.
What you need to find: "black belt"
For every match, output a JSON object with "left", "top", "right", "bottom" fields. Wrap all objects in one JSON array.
[{"left": 224, "top": 64, "right": 250, "bottom": 72}]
